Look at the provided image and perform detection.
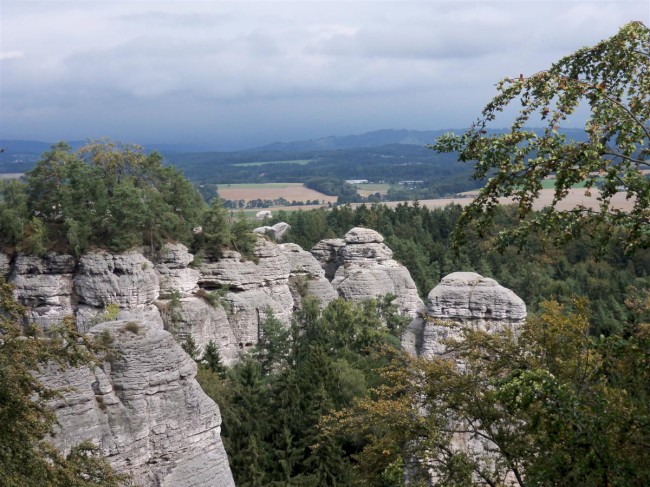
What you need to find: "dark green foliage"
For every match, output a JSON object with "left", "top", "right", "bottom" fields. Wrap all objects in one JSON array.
[
  {"left": 433, "top": 21, "right": 650, "bottom": 255},
  {"left": 0, "top": 179, "right": 28, "bottom": 248},
  {"left": 253, "top": 311, "right": 291, "bottom": 376},
  {"left": 199, "top": 198, "right": 231, "bottom": 257},
  {"left": 229, "top": 212, "right": 257, "bottom": 261},
  {"left": 202, "top": 340, "right": 227, "bottom": 377},
  {"left": 0, "top": 140, "right": 264, "bottom": 258},
  {"left": 182, "top": 334, "right": 200, "bottom": 361},
  {"left": 196, "top": 297, "right": 405, "bottom": 486},
  {"left": 0, "top": 140, "right": 206, "bottom": 255}
]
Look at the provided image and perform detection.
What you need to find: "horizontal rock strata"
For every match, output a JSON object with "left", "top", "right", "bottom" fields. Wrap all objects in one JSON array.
[
  {"left": 312, "top": 228, "right": 423, "bottom": 318},
  {"left": 403, "top": 271, "right": 526, "bottom": 359}
]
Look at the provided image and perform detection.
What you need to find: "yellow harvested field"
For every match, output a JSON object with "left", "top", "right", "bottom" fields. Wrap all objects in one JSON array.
[
  {"left": 379, "top": 189, "right": 636, "bottom": 212},
  {"left": 217, "top": 183, "right": 337, "bottom": 204}
]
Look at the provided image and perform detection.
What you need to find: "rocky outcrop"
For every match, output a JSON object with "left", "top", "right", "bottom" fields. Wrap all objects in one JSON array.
[
  {"left": 41, "top": 320, "right": 235, "bottom": 487},
  {"left": 403, "top": 271, "right": 526, "bottom": 359},
  {"left": 10, "top": 253, "right": 76, "bottom": 328},
  {"left": 75, "top": 251, "right": 160, "bottom": 308},
  {"left": 193, "top": 238, "right": 294, "bottom": 357},
  {"left": 402, "top": 273, "right": 526, "bottom": 486},
  {"left": 74, "top": 251, "right": 162, "bottom": 332},
  {"left": 8, "top": 231, "right": 423, "bottom": 362},
  {"left": 310, "top": 238, "right": 345, "bottom": 280},
  {"left": 279, "top": 243, "right": 338, "bottom": 309},
  {"left": 156, "top": 243, "right": 200, "bottom": 297},
  {"left": 253, "top": 221, "right": 291, "bottom": 241},
  {"left": 312, "top": 228, "right": 423, "bottom": 318}
]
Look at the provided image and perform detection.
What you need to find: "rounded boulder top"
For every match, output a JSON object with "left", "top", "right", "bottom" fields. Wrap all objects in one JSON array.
[
  {"left": 344, "top": 227, "right": 384, "bottom": 244},
  {"left": 427, "top": 271, "right": 527, "bottom": 323}
]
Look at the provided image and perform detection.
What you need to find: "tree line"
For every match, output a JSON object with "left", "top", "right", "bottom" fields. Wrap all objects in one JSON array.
[{"left": 0, "top": 140, "right": 257, "bottom": 259}]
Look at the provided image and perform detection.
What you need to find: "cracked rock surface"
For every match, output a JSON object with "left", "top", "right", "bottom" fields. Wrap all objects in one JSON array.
[{"left": 41, "top": 320, "right": 235, "bottom": 487}]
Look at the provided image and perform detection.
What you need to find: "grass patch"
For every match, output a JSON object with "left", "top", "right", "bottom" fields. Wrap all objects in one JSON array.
[
  {"left": 122, "top": 322, "right": 141, "bottom": 334},
  {"left": 232, "top": 159, "right": 312, "bottom": 167},
  {"left": 355, "top": 183, "right": 392, "bottom": 194}
]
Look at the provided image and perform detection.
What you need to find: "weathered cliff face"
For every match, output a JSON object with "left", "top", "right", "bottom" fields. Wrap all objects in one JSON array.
[
  {"left": 155, "top": 237, "right": 335, "bottom": 363},
  {"left": 2, "top": 236, "right": 339, "bottom": 366},
  {"left": 402, "top": 271, "right": 526, "bottom": 358},
  {"left": 74, "top": 251, "right": 163, "bottom": 332},
  {"left": 278, "top": 243, "right": 338, "bottom": 309},
  {"left": 4, "top": 229, "right": 424, "bottom": 363},
  {"left": 41, "top": 320, "right": 235, "bottom": 487},
  {"left": 311, "top": 228, "right": 424, "bottom": 318},
  {"left": 9, "top": 253, "right": 76, "bottom": 328}
]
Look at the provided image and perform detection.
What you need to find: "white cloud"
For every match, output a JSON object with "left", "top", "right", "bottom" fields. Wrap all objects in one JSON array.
[{"left": 0, "top": 50, "right": 24, "bottom": 60}]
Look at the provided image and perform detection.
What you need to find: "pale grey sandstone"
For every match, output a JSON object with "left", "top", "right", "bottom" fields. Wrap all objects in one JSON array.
[
  {"left": 41, "top": 320, "right": 235, "bottom": 487},
  {"left": 403, "top": 272, "right": 526, "bottom": 359},
  {"left": 278, "top": 243, "right": 337, "bottom": 309},
  {"left": 253, "top": 222, "right": 291, "bottom": 241},
  {"left": 158, "top": 296, "right": 240, "bottom": 364},
  {"left": 344, "top": 227, "right": 385, "bottom": 244},
  {"left": 155, "top": 243, "right": 200, "bottom": 298},
  {"left": 196, "top": 236, "right": 295, "bottom": 354},
  {"left": 316, "top": 228, "right": 423, "bottom": 318},
  {"left": 199, "top": 238, "right": 290, "bottom": 291},
  {"left": 10, "top": 253, "right": 76, "bottom": 328},
  {"left": 76, "top": 303, "right": 164, "bottom": 333},
  {"left": 310, "top": 238, "right": 345, "bottom": 280},
  {"left": 74, "top": 251, "right": 160, "bottom": 308}
]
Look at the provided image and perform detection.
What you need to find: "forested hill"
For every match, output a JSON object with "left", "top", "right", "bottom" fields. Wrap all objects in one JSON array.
[
  {"left": 0, "top": 127, "right": 588, "bottom": 178},
  {"left": 251, "top": 128, "right": 452, "bottom": 151},
  {"left": 162, "top": 143, "right": 467, "bottom": 184}
]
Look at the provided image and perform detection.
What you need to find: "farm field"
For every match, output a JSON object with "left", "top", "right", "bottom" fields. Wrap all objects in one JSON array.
[
  {"left": 216, "top": 182, "right": 337, "bottom": 204},
  {"left": 354, "top": 183, "right": 392, "bottom": 197},
  {"left": 381, "top": 188, "right": 635, "bottom": 212},
  {"left": 233, "top": 159, "right": 312, "bottom": 167}
]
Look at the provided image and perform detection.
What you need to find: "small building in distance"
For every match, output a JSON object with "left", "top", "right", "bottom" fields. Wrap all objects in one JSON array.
[{"left": 345, "top": 179, "right": 368, "bottom": 184}]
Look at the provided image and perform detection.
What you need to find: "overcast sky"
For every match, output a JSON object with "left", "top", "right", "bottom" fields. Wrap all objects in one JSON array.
[{"left": 1, "top": 1, "right": 648, "bottom": 150}]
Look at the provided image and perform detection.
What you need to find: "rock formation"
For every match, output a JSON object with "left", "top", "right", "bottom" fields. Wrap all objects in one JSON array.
[
  {"left": 278, "top": 243, "right": 338, "bottom": 309},
  {"left": 10, "top": 253, "right": 77, "bottom": 328},
  {"left": 155, "top": 237, "right": 334, "bottom": 363},
  {"left": 5, "top": 228, "right": 424, "bottom": 363},
  {"left": 253, "top": 221, "right": 291, "bottom": 241},
  {"left": 311, "top": 228, "right": 423, "bottom": 318},
  {"left": 403, "top": 271, "right": 526, "bottom": 358},
  {"left": 74, "top": 251, "right": 163, "bottom": 331},
  {"left": 41, "top": 320, "right": 235, "bottom": 487}
]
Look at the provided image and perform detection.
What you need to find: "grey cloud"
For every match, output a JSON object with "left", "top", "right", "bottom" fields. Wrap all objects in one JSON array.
[{"left": 2, "top": 1, "right": 649, "bottom": 149}]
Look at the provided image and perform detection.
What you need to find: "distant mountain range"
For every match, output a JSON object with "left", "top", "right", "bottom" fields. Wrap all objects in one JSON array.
[
  {"left": 250, "top": 127, "right": 588, "bottom": 152},
  {"left": 250, "top": 129, "right": 452, "bottom": 152},
  {"left": 0, "top": 128, "right": 588, "bottom": 172}
]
